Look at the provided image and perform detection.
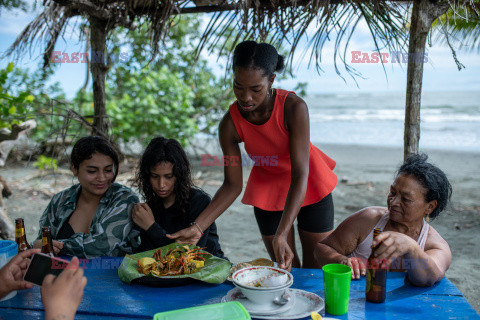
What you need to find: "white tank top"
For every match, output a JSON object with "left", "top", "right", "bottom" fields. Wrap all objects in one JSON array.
[{"left": 347, "top": 210, "right": 429, "bottom": 261}]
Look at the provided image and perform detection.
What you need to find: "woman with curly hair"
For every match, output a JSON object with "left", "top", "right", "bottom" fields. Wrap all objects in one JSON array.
[{"left": 132, "top": 137, "right": 226, "bottom": 258}]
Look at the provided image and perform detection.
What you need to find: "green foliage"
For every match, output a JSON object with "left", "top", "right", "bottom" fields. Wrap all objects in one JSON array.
[
  {"left": 106, "top": 65, "right": 196, "bottom": 145},
  {"left": 33, "top": 155, "right": 58, "bottom": 171},
  {"left": 2, "top": 64, "right": 70, "bottom": 141},
  {"left": 94, "top": 15, "right": 234, "bottom": 145},
  {"left": 3, "top": 16, "right": 233, "bottom": 151},
  {"left": 0, "top": 0, "right": 28, "bottom": 13},
  {"left": 0, "top": 63, "right": 34, "bottom": 130}
]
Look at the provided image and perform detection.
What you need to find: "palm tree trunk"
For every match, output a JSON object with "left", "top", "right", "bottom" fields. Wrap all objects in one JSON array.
[
  {"left": 404, "top": 0, "right": 450, "bottom": 160},
  {"left": 89, "top": 18, "right": 109, "bottom": 136}
]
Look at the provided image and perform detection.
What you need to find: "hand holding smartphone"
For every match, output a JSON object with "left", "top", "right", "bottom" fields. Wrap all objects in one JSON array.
[
  {"left": 22, "top": 254, "right": 88, "bottom": 320},
  {"left": 23, "top": 253, "right": 70, "bottom": 286}
]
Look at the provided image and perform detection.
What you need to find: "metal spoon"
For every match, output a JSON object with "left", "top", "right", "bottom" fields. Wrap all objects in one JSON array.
[{"left": 273, "top": 293, "right": 291, "bottom": 306}]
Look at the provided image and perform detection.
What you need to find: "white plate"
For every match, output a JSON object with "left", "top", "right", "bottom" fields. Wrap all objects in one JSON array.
[
  {"left": 249, "top": 289, "right": 324, "bottom": 320},
  {"left": 221, "top": 287, "right": 295, "bottom": 316}
]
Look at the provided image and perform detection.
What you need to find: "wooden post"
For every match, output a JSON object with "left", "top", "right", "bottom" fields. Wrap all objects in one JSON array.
[
  {"left": 89, "top": 18, "right": 110, "bottom": 137},
  {"left": 404, "top": 0, "right": 449, "bottom": 160}
]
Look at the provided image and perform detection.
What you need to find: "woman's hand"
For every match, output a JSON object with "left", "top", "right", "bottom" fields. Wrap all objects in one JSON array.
[
  {"left": 132, "top": 203, "right": 155, "bottom": 231},
  {"left": 34, "top": 239, "right": 64, "bottom": 255},
  {"left": 0, "top": 249, "right": 40, "bottom": 299},
  {"left": 166, "top": 225, "right": 202, "bottom": 245},
  {"left": 341, "top": 257, "right": 366, "bottom": 280},
  {"left": 52, "top": 240, "right": 64, "bottom": 255},
  {"left": 373, "top": 231, "right": 417, "bottom": 261},
  {"left": 41, "top": 257, "right": 87, "bottom": 320},
  {"left": 273, "top": 234, "right": 294, "bottom": 271}
]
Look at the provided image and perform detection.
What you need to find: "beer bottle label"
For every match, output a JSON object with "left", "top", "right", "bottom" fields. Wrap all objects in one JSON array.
[
  {"left": 16, "top": 228, "right": 25, "bottom": 238},
  {"left": 42, "top": 237, "right": 48, "bottom": 246}
]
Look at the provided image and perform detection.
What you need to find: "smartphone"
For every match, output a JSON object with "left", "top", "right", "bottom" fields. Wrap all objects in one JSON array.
[{"left": 23, "top": 253, "right": 70, "bottom": 286}]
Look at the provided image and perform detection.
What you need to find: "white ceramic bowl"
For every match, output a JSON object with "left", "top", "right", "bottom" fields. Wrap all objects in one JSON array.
[{"left": 232, "top": 266, "right": 293, "bottom": 305}]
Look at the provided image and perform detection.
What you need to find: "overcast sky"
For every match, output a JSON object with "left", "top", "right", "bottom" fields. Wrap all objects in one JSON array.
[{"left": 1, "top": 4, "right": 479, "bottom": 97}]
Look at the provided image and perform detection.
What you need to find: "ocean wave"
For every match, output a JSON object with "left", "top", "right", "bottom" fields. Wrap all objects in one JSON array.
[{"left": 310, "top": 110, "right": 480, "bottom": 122}]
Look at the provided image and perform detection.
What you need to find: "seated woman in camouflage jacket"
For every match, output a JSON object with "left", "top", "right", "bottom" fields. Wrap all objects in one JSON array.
[{"left": 33, "top": 136, "right": 139, "bottom": 258}]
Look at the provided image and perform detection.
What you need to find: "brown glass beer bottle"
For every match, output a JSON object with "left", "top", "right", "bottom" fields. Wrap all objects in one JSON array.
[
  {"left": 15, "top": 218, "right": 32, "bottom": 253},
  {"left": 41, "top": 226, "right": 55, "bottom": 257},
  {"left": 366, "top": 228, "right": 387, "bottom": 303}
]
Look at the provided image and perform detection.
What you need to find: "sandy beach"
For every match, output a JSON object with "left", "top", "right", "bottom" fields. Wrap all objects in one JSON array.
[{"left": 2, "top": 142, "right": 479, "bottom": 312}]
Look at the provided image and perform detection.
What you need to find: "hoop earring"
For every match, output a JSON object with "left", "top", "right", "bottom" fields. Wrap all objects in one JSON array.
[{"left": 270, "top": 87, "right": 274, "bottom": 96}]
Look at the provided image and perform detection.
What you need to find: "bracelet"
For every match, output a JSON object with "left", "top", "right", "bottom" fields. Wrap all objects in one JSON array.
[{"left": 190, "top": 221, "right": 204, "bottom": 235}]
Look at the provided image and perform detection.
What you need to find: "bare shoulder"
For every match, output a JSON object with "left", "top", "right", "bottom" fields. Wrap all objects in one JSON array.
[
  {"left": 344, "top": 207, "right": 386, "bottom": 246},
  {"left": 423, "top": 225, "right": 452, "bottom": 276},
  {"left": 284, "top": 92, "right": 308, "bottom": 113},
  {"left": 343, "top": 207, "right": 386, "bottom": 236},
  {"left": 284, "top": 92, "right": 308, "bottom": 131},
  {"left": 348, "top": 206, "right": 386, "bottom": 223},
  {"left": 425, "top": 225, "right": 450, "bottom": 251},
  {"left": 219, "top": 111, "right": 241, "bottom": 143},
  {"left": 219, "top": 110, "right": 233, "bottom": 128},
  {"left": 332, "top": 206, "right": 386, "bottom": 239},
  {"left": 323, "top": 206, "right": 386, "bottom": 255}
]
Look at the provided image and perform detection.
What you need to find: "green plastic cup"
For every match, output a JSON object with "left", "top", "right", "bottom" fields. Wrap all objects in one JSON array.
[{"left": 322, "top": 263, "right": 352, "bottom": 315}]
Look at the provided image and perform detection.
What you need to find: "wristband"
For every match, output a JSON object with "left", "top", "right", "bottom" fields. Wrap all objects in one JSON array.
[{"left": 190, "top": 221, "right": 204, "bottom": 235}]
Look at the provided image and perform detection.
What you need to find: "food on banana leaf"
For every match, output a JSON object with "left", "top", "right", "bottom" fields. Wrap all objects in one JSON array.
[{"left": 133, "top": 245, "right": 211, "bottom": 276}]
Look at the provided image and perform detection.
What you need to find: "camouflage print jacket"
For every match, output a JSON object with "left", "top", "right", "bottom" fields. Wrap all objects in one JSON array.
[{"left": 36, "top": 182, "right": 140, "bottom": 258}]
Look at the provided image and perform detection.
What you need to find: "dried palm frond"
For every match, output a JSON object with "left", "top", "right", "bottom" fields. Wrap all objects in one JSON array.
[
  {"left": 3, "top": 1, "right": 74, "bottom": 68},
  {"left": 195, "top": 1, "right": 410, "bottom": 79}
]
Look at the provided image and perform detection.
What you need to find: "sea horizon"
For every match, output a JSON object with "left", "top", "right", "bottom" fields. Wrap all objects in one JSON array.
[{"left": 304, "top": 90, "right": 480, "bottom": 152}]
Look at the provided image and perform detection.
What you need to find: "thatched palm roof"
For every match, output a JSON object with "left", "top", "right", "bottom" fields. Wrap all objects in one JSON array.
[{"left": 5, "top": 1, "right": 477, "bottom": 74}]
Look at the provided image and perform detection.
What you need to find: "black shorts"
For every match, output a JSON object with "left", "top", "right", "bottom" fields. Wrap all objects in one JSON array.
[{"left": 254, "top": 193, "right": 334, "bottom": 235}]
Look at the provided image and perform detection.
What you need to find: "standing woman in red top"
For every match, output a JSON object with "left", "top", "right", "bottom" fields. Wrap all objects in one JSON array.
[{"left": 167, "top": 40, "right": 337, "bottom": 270}]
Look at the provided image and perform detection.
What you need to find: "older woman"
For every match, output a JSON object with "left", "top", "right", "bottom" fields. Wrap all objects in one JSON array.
[{"left": 314, "top": 154, "right": 452, "bottom": 287}]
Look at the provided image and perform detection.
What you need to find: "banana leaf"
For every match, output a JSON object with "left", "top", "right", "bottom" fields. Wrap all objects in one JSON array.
[{"left": 118, "top": 242, "right": 232, "bottom": 285}]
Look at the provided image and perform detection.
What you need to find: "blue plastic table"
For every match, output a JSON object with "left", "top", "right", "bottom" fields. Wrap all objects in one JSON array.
[{"left": 0, "top": 257, "right": 478, "bottom": 319}]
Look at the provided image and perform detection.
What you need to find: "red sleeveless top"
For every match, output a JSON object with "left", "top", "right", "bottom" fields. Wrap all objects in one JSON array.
[{"left": 229, "top": 89, "right": 337, "bottom": 211}]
